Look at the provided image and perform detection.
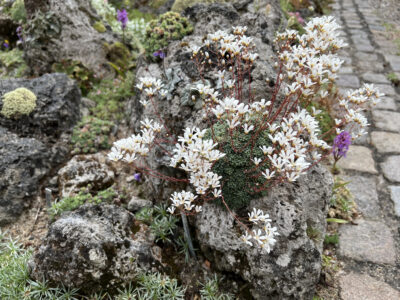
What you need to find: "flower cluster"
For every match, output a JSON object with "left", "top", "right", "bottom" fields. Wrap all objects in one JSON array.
[
  {"left": 241, "top": 208, "right": 279, "bottom": 253},
  {"left": 117, "top": 9, "right": 128, "bottom": 29}
]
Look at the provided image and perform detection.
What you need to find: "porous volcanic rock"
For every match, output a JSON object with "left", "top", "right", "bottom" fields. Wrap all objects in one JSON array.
[
  {"left": 0, "top": 127, "right": 58, "bottom": 225},
  {"left": 195, "top": 165, "right": 333, "bottom": 299},
  {"left": 29, "top": 204, "right": 157, "bottom": 293},
  {"left": 128, "top": 0, "right": 283, "bottom": 200},
  {"left": 0, "top": 73, "right": 81, "bottom": 138},
  {"left": 0, "top": 73, "right": 81, "bottom": 225},
  {"left": 57, "top": 154, "right": 115, "bottom": 198},
  {"left": 23, "top": 0, "right": 116, "bottom": 76}
]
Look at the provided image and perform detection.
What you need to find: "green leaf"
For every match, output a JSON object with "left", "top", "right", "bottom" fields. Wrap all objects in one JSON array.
[{"left": 326, "top": 218, "right": 349, "bottom": 224}]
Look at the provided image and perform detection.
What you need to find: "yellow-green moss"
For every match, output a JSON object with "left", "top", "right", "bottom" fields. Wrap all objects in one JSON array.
[
  {"left": 104, "top": 41, "right": 133, "bottom": 72},
  {"left": 171, "top": 0, "right": 231, "bottom": 12},
  {"left": 1, "top": 88, "right": 37, "bottom": 119},
  {"left": 93, "top": 21, "right": 107, "bottom": 33}
]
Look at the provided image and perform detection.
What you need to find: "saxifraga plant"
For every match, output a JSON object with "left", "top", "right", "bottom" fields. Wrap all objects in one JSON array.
[{"left": 108, "top": 16, "right": 384, "bottom": 256}]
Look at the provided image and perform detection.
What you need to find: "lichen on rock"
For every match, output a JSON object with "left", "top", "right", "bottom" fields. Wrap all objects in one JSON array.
[{"left": 0, "top": 87, "right": 36, "bottom": 119}]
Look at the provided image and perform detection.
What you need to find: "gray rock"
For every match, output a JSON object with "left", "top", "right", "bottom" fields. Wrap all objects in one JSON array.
[
  {"left": 128, "top": 2, "right": 283, "bottom": 200},
  {"left": 0, "top": 127, "right": 64, "bottom": 225},
  {"left": 195, "top": 165, "right": 333, "bottom": 299},
  {"left": 337, "top": 145, "right": 378, "bottom": 174},
  {"left": 361, "top": 72, "right": 390, "bottom": 84},
  {"left": 57, "top": 154, "right": 115, "bottom": 198},
  {"left": 337, "top": 74, "right": 360, "bottom": 88},
  {"left": 343, "top": 175, "right": 381, "bottom": 219},
  {"left": 0, "top": 73, "right": 81, "bottom": 138},
  {"left": 371, "top": 131, "right": 400, "bottom": 153},
  {"left": 339, "top": 219, "right": 396, "bottom": 265},
  {"left": 339, "top": 272, "right": 400, "bottom": 300},
  {"left": 128, "top": 196, "right": 153, "bottom": 212},
  {"left": 373, "top": 83, "right": 397, "bottom": 96},
  {"left": 384, "top": 54, "right": 400, "bottom": 72},
  {"left": 372, "top": 110, "right": 400, "bottom": 132},
  {"left": 23, "top": 0, "right": 117, "bottom": 76},
  {"left": 374, "top": 97, "right": 397, "bottom": 110},
  {"left": 0, "top": 74, "right": 80, "bottom": 225},
  {"left": 29, "top": 204, "right": 157, "bottom": 293},
  {"left": 389, "top": 185, "right": 400, "bottom": 216},
  {"left": 381, "top": 155, "right": 400, "bottom": 183}
]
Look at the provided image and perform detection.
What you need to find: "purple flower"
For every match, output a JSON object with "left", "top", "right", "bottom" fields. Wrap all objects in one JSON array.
[
  {"left": 3, "top": 40, "right": 9, "bottom": 48},
  {"left": 133, "top": 173, "right": 141, "bottom": 182},
  {"left": 153, "top": 50, "right": 166, "bottom": 59},
  {"left": 117, "top": 9, "right": 128, "bottom": 29},
  {"left": 333, "top": 131, "right": 352, "bottom": 158},
  {"left": 16, "top": 26, "right": 23, "bottom": 42}
]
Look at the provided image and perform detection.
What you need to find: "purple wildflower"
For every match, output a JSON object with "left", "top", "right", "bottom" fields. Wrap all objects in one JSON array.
[
  {"left": 117, "top": 9, "right": 128, "bottom": 29},
  {"left": 153, "top": 50, "right": 166, "bottom": 59},
  {"left": 16, "top": 26, "right": 23, "bottom": 42},
  {"left": 332, "top": 131, "right": 352, "bottom": 158},
  {"left": 3, "top": 40, "right": 9, "bottom": 48},
  {"left": 133, "top": 173, "right": 141, "bottom": 182}
]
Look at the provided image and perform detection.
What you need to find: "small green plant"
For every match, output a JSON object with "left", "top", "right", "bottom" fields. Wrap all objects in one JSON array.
[
  {"left": 387, "top": 72, "right": 399, "bottom": 86},
  {"left": 49, "top": 187, "right": 118, "bottom": 218},
  {"left": 324, "top": 233, "right": 339, "bottom": 245},
  {"left": 70, "top": 116, "right": 114, "bottom": 155},
  {"left": 104, "top": 41, "right": 135, "bottom": 75},
  {"left": 199, "top": 274, "right": 233, "bottom": 300},
  {"left": 306, "top": 226, "right": 321, "bottom": 242},
  {"left": 9, "top": 0, "right": 26, "bottom": 22},
  {"left": 134, "top": 271, "right": 186, "bottom": 299},
  {"left": 1, "top": 87, "right": 36, "bottom": 119},
  {"left": 306, "top": 101, "right": 336, "bottom": 143},
  {"left": 52, "top": 60, "right": 99, "bottom": 96},
  {"left": 0, "top": 48, "right": 28, "bottom": 78},
  {"left": 144, "top": 12, "right": 193, "bottom": 58},
  {"left": 172, "top": 0, "right": 231, "bottom": 12},
  {"left": 329, "top": 178, "right": 356, "bottom": 221},
  {"left": 135, "top": 205, "right": 178, "bottom": 243},
  {"left": 88, "top": 71, "right": 135, "bottom": 120}
]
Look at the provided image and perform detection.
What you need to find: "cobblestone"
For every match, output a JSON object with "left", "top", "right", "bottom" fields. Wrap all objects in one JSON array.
[
  {"left": 389, "top": 186, "right": 400, "bottom": 216},
  {"left": 381, "top": 156, "right": 400, "bottom": 183},
  {"left": 361, "top": 72, "right": 390, "bottom": 84},
  {"left": 337, "top": 145, "right": 378, "bottom": 174},
  {"left": 339, "top": 272, "right": 400, "bottom": 300},
  {"left": 372, "top": 110, "right": 400, "bottom": 132},
  {"left": 339, "top": 219, "right": 396, "bottom": 265},
  {"left": 337, "top": 74, "right": 361, "bottom": 88},
  {"left": 374, "top": 97, "right": 397, "bottom": 110},
  {"left": 371, "top": 131, "right": 400, "bottom": 153},
  {"left": 343, "top": 175, "right": 381, "bottom": 218}
]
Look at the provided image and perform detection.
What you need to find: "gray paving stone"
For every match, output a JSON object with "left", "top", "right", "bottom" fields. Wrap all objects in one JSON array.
[
  {"left": 339, "top": 272, "right": 400, "bottom": 300},
  {"left": 372, "top": 110, "right": 400, "bottom": 132},
  {"left": 339, "top": 219, "right": 396, "bottom": 265},
  {"left": 357, "top": 52, "right": 379, "bottom": 62},
  {"left": 371, "top": 131, "right": 400, "bottom": 153},
  {"left": 374, "top": 97, "right": 397, "bottom": 110},
  {"left": 389, "top": 186, "right": 400, "bottom": 216},
  {"left": 354, "top": 42, "right": 375, "bottom": 52},
  {"left": 339, "top": 66, "right": 354, "bottom": 74},
  {"left": 374, "top": 83, "right": 397, "bottom": 96},
  {"left": 381, "top": 156, "right": 400, "bottom": 183},
  {"left": 384, "top": 54, "right": 400, "bottom": 72},
  {"left": 343, "top": 175, "right": 380, "bottom": 218},
  {"left": 337, "top": 74, "right": 360, "bottom": 88},
  {"left": 361, "top": 72, "right": 390, "bottom": 84},
  {"left": 357, "top": 60, "right": 384, "bottom": 72},
  {"left": 337, "top": 145, "right": 378, "bottom": 174}
]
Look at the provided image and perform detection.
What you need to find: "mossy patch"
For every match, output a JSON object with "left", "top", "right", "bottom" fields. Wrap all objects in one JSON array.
[
  {"left": 205, "top": 122, "right": 270, "bottom": 210},
  {"left": 104, "top": 41, "right": 134, "bottom": 73},
  {"left": 1, "top": 87, "right": 36, "bottom": 119},
  {"left": 93, "top": 21, "right": 107, "bottom": 33},
  {"left": 144, "top": 12, "right": 193, "bottom": 58}
]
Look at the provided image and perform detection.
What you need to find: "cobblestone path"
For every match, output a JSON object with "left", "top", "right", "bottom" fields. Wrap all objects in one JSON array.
[{"left": 329, "top": 0, "right": 400, "bottom": 298}]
